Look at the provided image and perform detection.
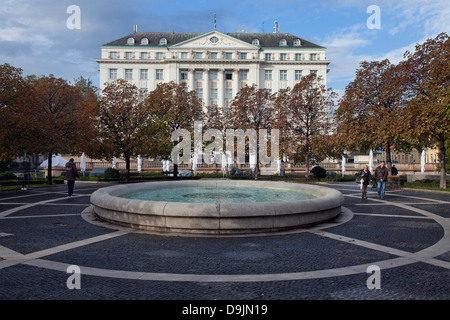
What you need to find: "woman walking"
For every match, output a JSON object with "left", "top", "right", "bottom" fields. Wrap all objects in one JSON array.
[
  {"left": 359, "top": 165, "right": 372, "bottom": 200},
  {"left": 65, "top": 158, "right": 79, "bottom": 197}
]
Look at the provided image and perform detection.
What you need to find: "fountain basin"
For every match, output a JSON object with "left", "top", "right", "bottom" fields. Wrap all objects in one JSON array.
[{"left": 90, "top": 180, "right": 344, "bottom": 235}]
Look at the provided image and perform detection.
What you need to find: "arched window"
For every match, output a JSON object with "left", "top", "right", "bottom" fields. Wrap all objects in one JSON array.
[
  {"left": 252, "top": 38, "right": 260, "bottom": 46},
  {"left": 159, "top": 38, "right": 167, "bottom": 45},
  {"left": 279, "top": 39, "right": 287, "bottom": 46},
  {"left": 127, "top": 37, "right": 135, "bottom": 45},
  {"left": 293, "top": 39, "right": 301, "bottom": 46},
  {"left": 140, "top": 38, "right": 148, "bottom": 45}
]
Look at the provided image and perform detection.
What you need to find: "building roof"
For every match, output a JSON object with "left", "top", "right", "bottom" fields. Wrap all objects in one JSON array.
[{"left": 102, "top": 31, "right": 325, "bottom": 49}]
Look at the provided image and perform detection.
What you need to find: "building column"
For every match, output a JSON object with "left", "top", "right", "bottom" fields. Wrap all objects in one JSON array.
[
  {"left": 252, "top": 65, "right": 260, "bottom": 89},
  {"left": 233, "top": 69, "right": 240, "bottom": 98},
  {"left": 148, "top": 67, "right": 155, "bottom": 92},
  {"left": 188, "top": 69, "right": 195, "bottom": 91},
  {"left": 203, "top": 69, "right": 210, "bottom": 107},
  {"left": 218, "top": 69, "right": 225, "bottom": 109}
]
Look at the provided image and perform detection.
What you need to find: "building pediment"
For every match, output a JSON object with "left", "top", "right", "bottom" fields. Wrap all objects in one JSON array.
[{"left": 171, "top": 31, "right": 258, "bottom": 50}]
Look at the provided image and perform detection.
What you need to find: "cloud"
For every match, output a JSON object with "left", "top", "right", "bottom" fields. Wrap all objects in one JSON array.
[
  {"left": 321, "top": 0, "right": 450, "bottom": 92},
  {"left": 322, "top": 25, "right": 374, "bottom": 89},
  {"left": 1, "top": 0, "right": 449, "bottom": 93},
  {"left": 383, "top": 0, "right": 450, "bottom": 37},
  {"left": 324, "top": 27, "right": 372, "bottom": 49},
  {"left": 0, "top": 0, "right": 135, "bottom": 83}
]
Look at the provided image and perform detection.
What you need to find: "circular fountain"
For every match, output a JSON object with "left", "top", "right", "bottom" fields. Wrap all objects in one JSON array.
[{"left": 90, "top": 180, "right": 344, "bottom": 235}]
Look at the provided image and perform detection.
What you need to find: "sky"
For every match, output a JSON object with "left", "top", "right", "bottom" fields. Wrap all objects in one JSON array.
[{"left": 1, "top": 0, "right": 449, "bottom": 97}]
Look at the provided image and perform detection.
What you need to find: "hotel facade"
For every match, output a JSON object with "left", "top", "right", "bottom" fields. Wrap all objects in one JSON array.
[{"left": 97, "top": 29, "right": 331, "bottom": 109}]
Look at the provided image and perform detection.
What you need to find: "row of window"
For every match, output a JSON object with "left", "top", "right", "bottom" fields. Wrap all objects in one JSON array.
[
  {"left": 109, "top": 68, "right": 318, "bottom": 81},
  {"left": 127, "top": 37, "right": 166, "bottom": 46},
  {"left": 110, "top": 68, "right": 163, "bottom": 80},
  {"left": 194, "top": 88, "right": 234, "bottom": 100},
  {"left": 264, "top": 69, "right": 317, "bottom": 81},
  {"left": 266, "top": 53, "right": 318, "bottom": 61},
  {"left": 182, "top": 70, "right": 246, "bottom": 81},
  {"left": 138, "top": 87, "right": 233, "bottom": 101},
  {"left": 108, "top": 51, "right": 320, "bottom": 61},
  {"left": 251, "top": 38, "right": 302, "bottom": 47},
  {"left": 127, "top": 37, "right": 303, "bottom": 47}
]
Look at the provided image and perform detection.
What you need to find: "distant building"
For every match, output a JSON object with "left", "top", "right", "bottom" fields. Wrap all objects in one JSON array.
[
  {"left": 349, "top": 147, "right": 440, "bottom": 167},
  {"left": 97, "top": 27, "right": 330, "bottom": 109}
]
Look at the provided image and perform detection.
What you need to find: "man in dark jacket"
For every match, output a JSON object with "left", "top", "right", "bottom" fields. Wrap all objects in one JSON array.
[
  {"left": 391, "top": 165, "right": 398, "bottom": 176},
  {"left": 374, "top": 161, "right": 389, "bottom": 200},
  {"left": 65, "top": 158, "right": 79, "bottom": 197}
]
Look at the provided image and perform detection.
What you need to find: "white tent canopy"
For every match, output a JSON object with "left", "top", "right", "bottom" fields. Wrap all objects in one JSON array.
[
  {"left": 163, "top": 160, "right": 170, "bottom": 172},
  {"left": 221, "top": 153, "right": 227, "bottom": 171},
  {"left": 276, "top": 159, "right": 281, "bottom": 174},
  {"left": 40, "top": 154, "right": 68, "bottom": 168},
  {"left": 421, "top": 150, "right": 426, "bottom": 173},
  {"left": 80, "top": 153, "right": 86, "bottom": 172},
  {"left": 369, "top": 150, "right": 374, "bottom": 172},
  {"left": 227, "top": 151, "right": 233, "bottom": 170},
  {"left": 192, "top": 153, "right": 198, "bottom": 174},
  {"left": 137, "top": 155, "right": 142, "bottom": 172},
  {"left": 250, "top": 154, "right": 257, "bottom": 171}
]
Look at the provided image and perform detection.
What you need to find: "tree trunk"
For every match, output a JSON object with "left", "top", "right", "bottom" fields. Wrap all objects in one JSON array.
[
  {"left": 47, "top": 152, "right": 52, "bottom": 185},
  {"left": 125, "top": 153, "right": 130, "bottom": 183},
  {"left": 439, "top": 138, "right": 447, "bottom": 189},
  {"left": 255, "top": 163, "right": 260, "bottom": 180},
  {"left": 254, "top": 147, "right": 259, "bottom": 180},
  {"left": 385, "top": 144, "right": 392, "bottom": 174}
]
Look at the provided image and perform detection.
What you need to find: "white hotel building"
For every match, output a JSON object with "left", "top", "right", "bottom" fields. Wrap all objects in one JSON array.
[{"left": 97, "top": 29, "right": 330, "bottom": 109}]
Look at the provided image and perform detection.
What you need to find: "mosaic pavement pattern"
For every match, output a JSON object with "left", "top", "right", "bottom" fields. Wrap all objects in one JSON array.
[{"left": 0, "top": 181, "right": 449, "bottom": 300}]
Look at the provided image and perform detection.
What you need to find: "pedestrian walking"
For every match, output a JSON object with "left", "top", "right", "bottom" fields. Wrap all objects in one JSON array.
[
  {"left": 65, "top": 158, "right": 79, "bottom": 197},
  {"left": 374, "top": 161, "right": 389, "bottom": 200},
  {"left": 391, "top": 165, "right": 398, "bottom": 176},
  {"left": 358, "top": 165, "right": 372, "bottom": 200}
]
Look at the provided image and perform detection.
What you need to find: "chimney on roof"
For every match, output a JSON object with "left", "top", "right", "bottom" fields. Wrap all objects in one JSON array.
[
  {"left": 273, "top": 21, "right": 280, "bottom": 33},
  {"left": 134, "top": 24, "right": 138, "bottom": 33}
]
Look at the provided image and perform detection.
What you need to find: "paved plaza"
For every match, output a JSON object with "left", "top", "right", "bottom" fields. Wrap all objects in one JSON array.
[{"left": 0, "top": 180, "right": 449, "bottom": 302}]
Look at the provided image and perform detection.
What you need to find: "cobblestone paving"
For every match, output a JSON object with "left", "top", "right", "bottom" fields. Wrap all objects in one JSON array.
[{"left": 0, "top": 181, "right": 449, "bottom": 302}]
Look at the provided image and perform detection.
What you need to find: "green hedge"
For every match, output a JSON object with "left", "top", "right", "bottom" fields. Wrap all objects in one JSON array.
[
  {"left": 0, "top": 171, "right": 17, "bottom": 180},
  {"left": 403, "top": 179, "right": 450, "bottom": 192},
  {"left": 104, "top": 168, "right": 120, "bottom": 179},
  {"left": 312, "top": 166, "right": 327, "bottom": 179}
]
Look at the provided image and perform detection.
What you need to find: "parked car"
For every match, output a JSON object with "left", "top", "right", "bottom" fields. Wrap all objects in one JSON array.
[
  {"left": 229, "top": 167, "right": 243, "bottom": 175},
  {"left": 178, "top": 170, "right": 192, "bottom": 177},
  {"left": 89, "top": 167, "right": 107, "bottom": 177}
]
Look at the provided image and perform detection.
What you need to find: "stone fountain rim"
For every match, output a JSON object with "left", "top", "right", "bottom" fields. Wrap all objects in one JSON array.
[{"left": 90, "top": 179, "right": 344, "bottom": 218}]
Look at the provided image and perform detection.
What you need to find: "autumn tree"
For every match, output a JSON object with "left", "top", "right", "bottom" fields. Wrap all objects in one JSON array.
[
  {"left": 335, "top": 59, "right": 409, "bottom": 172},
  {"left": 71, "top": 76, "right": 100, "bottom": 156},
  {"left": 1, "top": 65, "right": 99, "bottom": 181},
  {"left": 0, "top": 63, "right": 28, "bottom": 161},
  {"left": 229, "top": 84, "right": 275, "bottom": 179},
  {"left": 203, "top": 103, "right": 227, "bottom": 133},
  {"left": 8, "top": 75, "right": 91, "bottom": 184},
  {"left": 201, "top": 103, "right": 230, "bottom": 165},
  {"left": 143, "top": 81, "right": 203, "bottom": 176},
  {"left": 273, "top": 74, "right": 337, "bottom": 175},
  {"left": 94, "top": 79, "right": 155, "bottom": 181},
  {"left": 401, "top": 32, "right": 450, "bottom": 188}
]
